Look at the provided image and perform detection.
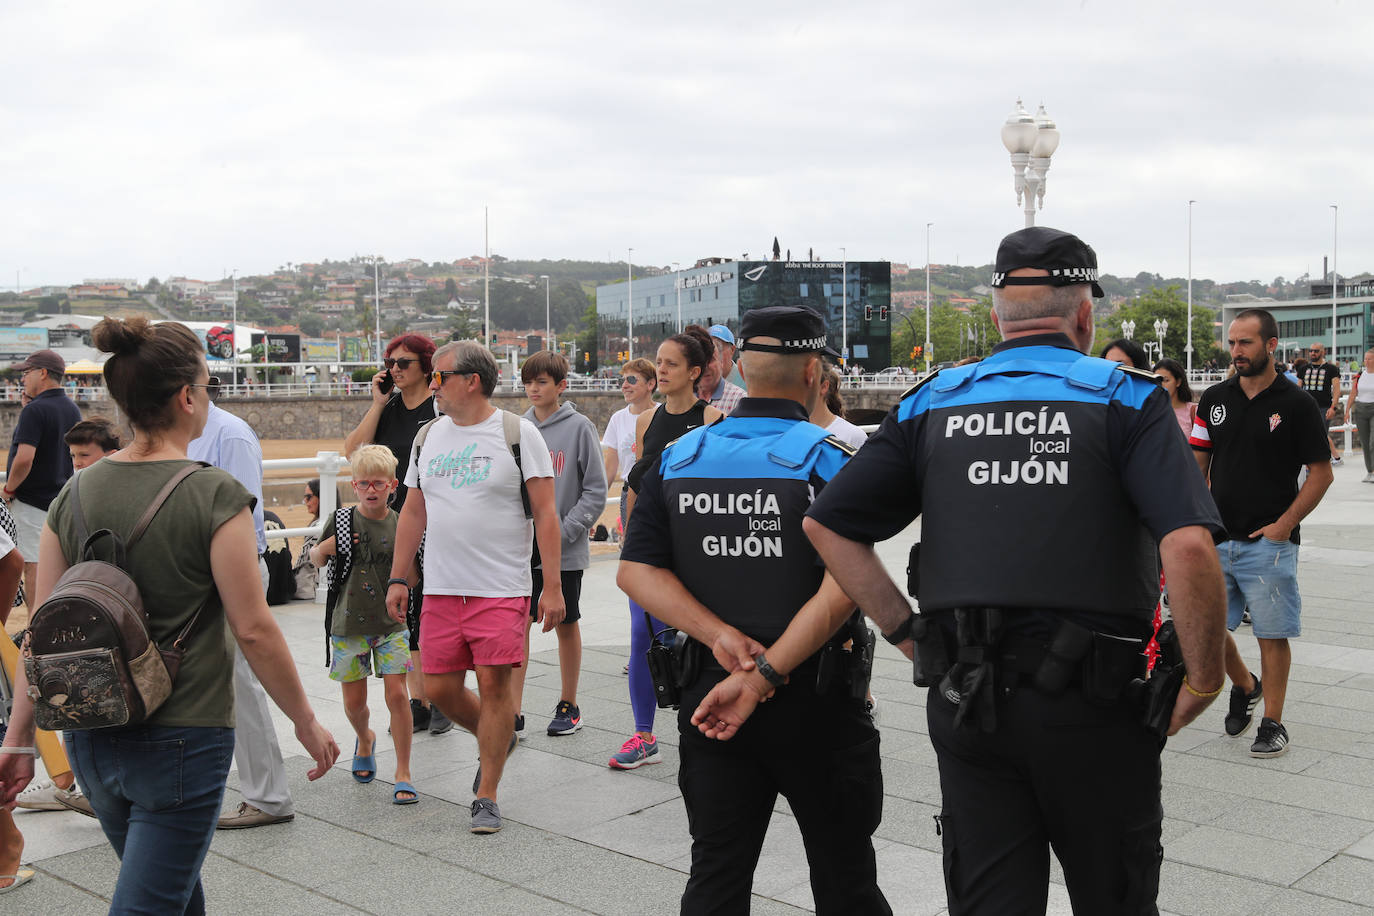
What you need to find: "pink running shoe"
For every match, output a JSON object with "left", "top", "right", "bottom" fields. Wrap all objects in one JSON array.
[{"left": 608, "top": 734, "right": 661, "bottom": 770}]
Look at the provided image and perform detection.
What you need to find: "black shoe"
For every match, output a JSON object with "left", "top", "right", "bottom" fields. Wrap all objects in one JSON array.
[
  {"left": 1224, "top": 674, "right": 1263, "bottom": 737},
  {"left": 430, "top": 706, "right": 454, "bottom": 736},
  {"left": 514, "top": 714, "right": 526, "bottom": 740},
  {"left": 411, "top": 698, "right": 431, "bottom": 734},
  {"left": 1251, "top": 717, "right": 1290, "bottom": 758}
]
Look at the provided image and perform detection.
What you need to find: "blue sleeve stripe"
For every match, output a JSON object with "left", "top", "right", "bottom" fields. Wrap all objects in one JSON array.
[{"left": 898, "top": 372, "right": 1154, "bottom": 416}]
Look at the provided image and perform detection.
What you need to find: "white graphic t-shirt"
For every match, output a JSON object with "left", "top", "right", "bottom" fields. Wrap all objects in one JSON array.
[{"left": 404, "top": 410, "right": 553, "bottom": 597}]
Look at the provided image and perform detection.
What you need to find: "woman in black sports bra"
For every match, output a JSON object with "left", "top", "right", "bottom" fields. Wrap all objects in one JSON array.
[{"left": 609, "top": 325, "right": 722, "bottom": 773}]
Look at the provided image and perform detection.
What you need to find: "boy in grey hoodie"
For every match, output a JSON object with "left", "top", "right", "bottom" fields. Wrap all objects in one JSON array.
[{"left": 512, "top": 350, "right": 608, "bottom": 737}]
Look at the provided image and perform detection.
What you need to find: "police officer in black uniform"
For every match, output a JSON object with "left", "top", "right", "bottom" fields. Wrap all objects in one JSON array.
[
  {"left": 804, "top": 227, "right": 1229, "bottom": 915},
  {"left": 618, "top": 306, "right": 890, "bottom": 916}
]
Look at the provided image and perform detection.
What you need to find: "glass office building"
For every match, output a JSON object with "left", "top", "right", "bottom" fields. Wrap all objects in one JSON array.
[
  {"left": 595, "top": 260, "right": 892, "bottom": 370},
  {"left": 1222, "top": 281, "right": 1374, "bottom": 368}
]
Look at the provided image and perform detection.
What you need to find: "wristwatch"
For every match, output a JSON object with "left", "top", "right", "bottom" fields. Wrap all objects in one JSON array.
[
  {"left": 882, "top": 613, "right": 917, "bottom": 646},
  {"left": 753, "top": 653, "right": 786, "bottom": 688}
]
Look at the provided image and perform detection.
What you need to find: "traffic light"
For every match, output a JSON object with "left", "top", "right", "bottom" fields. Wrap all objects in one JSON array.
[
  {"left": 879, "top": 306, "right": 889, "bottom": 321},
  {"left": 911, "top": 346, "right": 919, "bottom": 360},
  {"left": 864, "top": 305, "right": 873, "bottom": 320}
]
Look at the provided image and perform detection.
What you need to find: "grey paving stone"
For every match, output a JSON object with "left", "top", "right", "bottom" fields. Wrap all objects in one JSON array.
[
  {"left": 0, "top": 873, "right": 109, "bottom": 915},
  {"left": 1208, "top": 799, "right": 1374, "bottom": 852},
  {"left": 322, "top": 849, "right": 512, "bottom": 914},
  {"left": 521, "top": 848, "right": 690, "bottom": 913},
  {"left": 1161, "top": 781, "right": 1247, "bottom": 824},
  {"left": 1295, "top": 855, "right": 1374, "bottom": 905},
  {"left": 1155, "top": 860, "right": 1289, "bottom": 916},
  {"left": 1305, "top": 753, "right": 1374, "bottom": 788},
  {"left": 1347, "top": 826, "right": 1374, "bottom": 860},
  {"left": 1261, "top": 887, "right": 1374, "bottom": 915},
  {"left": 1167, "top": 825, "right": 1333, "bottom": 885},
  {"left": 872, "top": 795, "right": 943, "bottom": 853},
  {"left": 565, "top": 799, "right": 691, "bottom": 866},
  {"left": 200, "top": 853, "right": 369, "bottom": 913},
  {"left": 482, "top": 885, "right": 600, "bottom": 914},
  {"left": 8, "top": 807, "right": 108, "bottom": 862}
]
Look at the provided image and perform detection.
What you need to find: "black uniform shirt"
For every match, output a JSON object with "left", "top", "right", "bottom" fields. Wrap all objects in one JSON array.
[{"left": 1190, "top": 372, "right": 1329, "bottom": 544}]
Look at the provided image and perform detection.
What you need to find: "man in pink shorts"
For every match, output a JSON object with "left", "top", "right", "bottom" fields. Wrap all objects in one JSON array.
[{"left": 388, "top": 341, "right": 565, "bottom": 834}]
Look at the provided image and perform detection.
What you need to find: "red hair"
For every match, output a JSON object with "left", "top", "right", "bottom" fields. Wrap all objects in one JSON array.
[{"left": 385, "top": 334, "right": 437, "bottom": 375}]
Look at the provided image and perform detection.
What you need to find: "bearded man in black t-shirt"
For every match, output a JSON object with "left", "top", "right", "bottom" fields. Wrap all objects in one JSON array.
[{"left": 1301, "top": 341, "right": 1344, "bottom": 463}]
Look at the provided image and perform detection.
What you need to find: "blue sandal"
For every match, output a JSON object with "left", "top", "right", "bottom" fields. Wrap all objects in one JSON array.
[
  {"left": 393, "top": 781, "right": 419, "bottom": 805},
  {"left": 351, "top": 738, "right": 376, "bottom": 784}
]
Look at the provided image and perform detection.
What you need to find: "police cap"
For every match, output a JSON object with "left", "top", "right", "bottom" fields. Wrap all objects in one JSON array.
[
  {"left": 738, "top": 306, "right": 841, "bottom": 358},
  {"left": 990, "top": 226, "right": 1105, "bottom": 298}
]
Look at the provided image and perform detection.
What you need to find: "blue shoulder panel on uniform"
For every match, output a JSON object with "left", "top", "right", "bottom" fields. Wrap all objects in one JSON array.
[
  {"left": 766, "top": 420, "right": 831, "bottom": 470},
  {"left": 931, "top": 363, "right": 977, "bottom": 393},
  {"left": 664, "top": 425, "right": 711, "bottom": 471},
  {"left": 1065, "top": 355, "right": 1118, "bottom": 391}
]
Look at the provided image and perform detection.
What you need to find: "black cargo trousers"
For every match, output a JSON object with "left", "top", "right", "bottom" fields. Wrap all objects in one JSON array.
[
  {"left": 675, "top": 659, "right": 891, "bottom": 916},
  {"left": 929, "top": 684, "right": 1164, "bottom": 915}
]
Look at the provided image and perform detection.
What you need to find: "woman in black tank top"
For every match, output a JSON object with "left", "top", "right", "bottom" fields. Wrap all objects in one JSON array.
[{"left": 626, "top": 331, "right": 724, "bottom": 494}]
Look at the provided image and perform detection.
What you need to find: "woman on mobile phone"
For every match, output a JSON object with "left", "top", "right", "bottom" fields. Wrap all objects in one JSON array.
[{"left": 341, "top": 334, "right": 441, "bottom": 732}]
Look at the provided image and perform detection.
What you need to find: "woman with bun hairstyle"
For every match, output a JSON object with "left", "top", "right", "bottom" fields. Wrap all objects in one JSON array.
[
  {"left": 609, "top": 325, "right": 723, "bottom": 770},
  {"left": 0, "top": 318, "right": 339, "bottom": 914}
]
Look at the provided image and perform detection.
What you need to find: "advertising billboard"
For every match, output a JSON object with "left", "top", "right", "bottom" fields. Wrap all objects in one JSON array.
[
  {"left": 302, "top": 338, "right": 338, "bottom": 361},
  {"left": 340, "top": 336, "right": 372, "bottom": 363},
  {"left": 0, "top": 328, "right": 50, "bottom": 358},
  {"left": 250, "top": 332, "right": 301, "bottom": 363}
]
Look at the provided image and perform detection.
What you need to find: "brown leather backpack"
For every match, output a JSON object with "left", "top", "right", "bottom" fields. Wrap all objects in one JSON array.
[{"left": 22, "top": 463, "right": 208, "bottom": 731}]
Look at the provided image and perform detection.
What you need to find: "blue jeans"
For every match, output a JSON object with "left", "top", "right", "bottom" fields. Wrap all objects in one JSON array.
[{"left": 67, "top": 725, "right": 235, "bottom": 915}]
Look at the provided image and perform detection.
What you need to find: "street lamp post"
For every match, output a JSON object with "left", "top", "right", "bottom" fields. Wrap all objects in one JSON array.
[
  {"left": 1000, "top": 99, "right": 1060, "bottom": 228},
  {"left": 540, "top": 274, "right": 550, "bottom": 349},
  {"left": 1121, "top": 319, "right": 1136, "bottom": 341},
  {"left": 1153, "top": 318, "right": 1168, "bottom": 363},
  {"left": 1332, "top": 204, "right": 1339, "bottom": 365},
  {"left": 925, "top": 223, "right": 933, "bottom": 371},
  {"left": 672, "top": 261, "right": 681, "bottom": 331},
  {"left": 627, "top": 248, "right": 633, "bottom": 362},
  {"left": 840, "top": 247, "right": 847, "bottom": 367},
  {"left": 230, "top": 268, "right": 238, "bottom": 374},
  {"left": 1186, "top": 200, "right": 1195, "bottom": 374}
]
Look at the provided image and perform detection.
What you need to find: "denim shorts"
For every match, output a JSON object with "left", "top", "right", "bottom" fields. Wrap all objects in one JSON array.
[{"left": 1218, "top": 537, "right": 1302, "bottom": 639}]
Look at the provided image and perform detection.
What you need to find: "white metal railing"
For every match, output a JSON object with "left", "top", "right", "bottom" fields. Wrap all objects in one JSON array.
[{"left": 261, "top": 451, "right": 347, "bottom": 604}]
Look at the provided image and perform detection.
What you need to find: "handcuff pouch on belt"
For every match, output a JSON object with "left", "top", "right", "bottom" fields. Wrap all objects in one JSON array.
[
  {"left": 935, "top": 608, "right": 1005, "bottom": 732},
  {"left": 644, "top": 613, "right": 703, "bottom": 710}
]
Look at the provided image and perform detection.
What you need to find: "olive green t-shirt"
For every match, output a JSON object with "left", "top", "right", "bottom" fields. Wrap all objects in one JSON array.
[
  {"left": 47, "top": 459, "right": 255, "bottom": 728},
  {"left": 322, "top": 508, "right": 404, "bottom": 637}
]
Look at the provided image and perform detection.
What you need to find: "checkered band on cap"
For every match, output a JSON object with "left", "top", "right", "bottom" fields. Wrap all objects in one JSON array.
[{"left": 991, "top": 267, "right": 1099, "bottom": 286}]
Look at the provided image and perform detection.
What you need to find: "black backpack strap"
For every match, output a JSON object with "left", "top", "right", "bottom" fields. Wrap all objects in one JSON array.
[{"left": 126, "top": 462, "right": 209, "bottom": 550}]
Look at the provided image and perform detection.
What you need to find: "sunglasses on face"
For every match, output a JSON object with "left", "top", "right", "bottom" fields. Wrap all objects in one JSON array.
[
  {"left": 432, "top": 369, "right": 468, "bottom": 385},
  {"left": 384, "top": 357, "right": 417, "bottom": 370},
  {"left": 622, "top": 375, "right": 642, "bottom": 385},
  {"left": 352, "top": 480, "right": 390, "bottom": 492},
  {"left": 303, "top": 492, "right": 317, "bottom": 502},
  {"left": 188, "top": 378, "right": 221, "bottom": 397}
]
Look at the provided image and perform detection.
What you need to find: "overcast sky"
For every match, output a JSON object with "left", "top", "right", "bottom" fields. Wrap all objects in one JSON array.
[{"left": 4, "top": 1, "right": 1372, "bottom": 291}]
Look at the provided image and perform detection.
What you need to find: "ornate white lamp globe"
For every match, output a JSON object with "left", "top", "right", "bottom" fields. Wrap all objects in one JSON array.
[
  {"left": 1001, "top": 99, "right": 1037, "bottom": 154},
  {"left": 1032, "top": 104, "right": 1060, "bottom": 158}
]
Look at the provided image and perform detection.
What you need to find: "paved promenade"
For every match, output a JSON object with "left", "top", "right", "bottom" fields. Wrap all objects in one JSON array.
[{"left": 13, "top": 465, "right": 1374, "bottom": 914}]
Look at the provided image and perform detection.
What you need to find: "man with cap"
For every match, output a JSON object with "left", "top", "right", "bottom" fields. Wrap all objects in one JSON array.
[
  {"left": 697, "top": 324, "right": 745, "bottom": 414},
  {"left": 618, "top": 305, "right": 889, "bottom": 914},
  {"left": 804, "top": 226, "right": 1228, "bottom": 913},
  {"left": 4, "top": 349, "right": 82, "bottom": 604}
]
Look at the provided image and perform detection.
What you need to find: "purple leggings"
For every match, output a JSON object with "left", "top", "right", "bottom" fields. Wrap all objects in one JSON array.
[{"left": 628, "top": 598, "right": 666, "bottom": 734}]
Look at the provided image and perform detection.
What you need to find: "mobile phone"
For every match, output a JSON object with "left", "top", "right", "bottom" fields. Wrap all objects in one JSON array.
[{"left": 378, "top": 369, "right": 394, "bottom": 394}]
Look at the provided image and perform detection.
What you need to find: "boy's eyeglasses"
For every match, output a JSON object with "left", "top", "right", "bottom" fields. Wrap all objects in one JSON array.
[
  {"left": 188, "top": 378, "right": 221, "bottom": 397},
  {"left": 432, "top": 369, "right": 468, "bottom": 385},
  {"left": 384, "top": 357, "right": 417, "bottom": 370},
  {"left": 352, "top": 480, "right": 390, "bottom": 492}
]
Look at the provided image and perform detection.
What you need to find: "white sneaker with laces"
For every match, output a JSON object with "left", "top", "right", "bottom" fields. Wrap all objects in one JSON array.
[{"left": 16, "top": 778, "right": 64, "bottom": 811}]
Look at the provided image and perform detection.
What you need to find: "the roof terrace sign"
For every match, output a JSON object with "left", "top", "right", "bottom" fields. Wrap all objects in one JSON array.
[{"left": 675, "top": 271, "right": 733, "bottom": 290}]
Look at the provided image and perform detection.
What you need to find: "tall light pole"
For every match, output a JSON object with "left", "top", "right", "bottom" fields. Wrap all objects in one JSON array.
[
  {"left": 1332, "top": 204, "right": 1339, "bottom": 364},
  {"left": 483, "top": 206, "right": 490, "bottom": 348},
  {"left": 840, "top": 247, "right": 847, "bottom": 367},
  {"left": 924, "top": 223, "right": 933, "bottom": 371},
  {"left": 627, "top": 248, "right": 634, "bottom": 362},
  {"left": 230, "top": 268, "right": 238, "bottom": 372},
  {"left": 1121, "top": 319, "right": 1136, "bottom": 341},
  {"left": 672, "top": 261, "right": 682, "bottom": 331},
  {"left": 1186, "top": 200, "right": 1195, "bottom": 374},
  {"left": 372, "top": 256, "right": 382, "bottom": 361},
  {"left": 1001, "top": 99, "right": 1060, "bottom": 227},
  {"left": 540, "top": 274, "right": 550, "bottom": 348}
]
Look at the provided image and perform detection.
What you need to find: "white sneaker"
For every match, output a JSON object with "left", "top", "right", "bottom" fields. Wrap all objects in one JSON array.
[
  {"left": 15, "top": 778, "right": 64, "bottom": 811},
  {"left": 1363, "top": 472, "right": 1374, "bottom": 483},
  {"left": 1332, "top": 456, "right": 1344, "bottom": 467}
]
